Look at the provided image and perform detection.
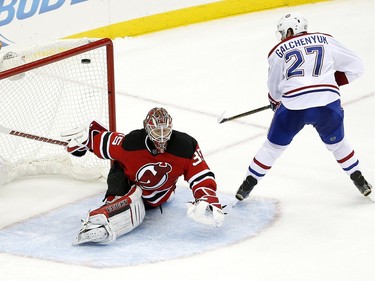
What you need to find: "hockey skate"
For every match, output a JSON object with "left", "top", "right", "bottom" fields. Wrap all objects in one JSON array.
[
  {"left": 350, "top": 171, "right": 372, "bottom": 196},
  {"left": 73, "top": 225, "right": 109, "bottom": 245},
  {"left": 235, "top": 175, "right": 258, "bottom": 201},
  {"left": 73, "top": 213, "right": 115, "bottom": 245}
]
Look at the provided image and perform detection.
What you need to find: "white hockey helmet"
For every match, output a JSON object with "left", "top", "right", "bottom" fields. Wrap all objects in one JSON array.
[
  {"left": 276, "top": 13, "right": 308, "bottom": 40},
  {"left": 143, "top": 107, "right": 173, "bottom": 153}
]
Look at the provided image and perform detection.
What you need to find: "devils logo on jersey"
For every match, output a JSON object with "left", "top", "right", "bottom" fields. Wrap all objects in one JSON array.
[{"left": 136, "top": 162, "right": 172, "bottom": 190}]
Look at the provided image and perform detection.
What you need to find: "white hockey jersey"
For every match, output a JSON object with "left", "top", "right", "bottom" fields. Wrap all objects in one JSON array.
[{"left": 267, "top": 32, "right": 364, "bottom": 110}]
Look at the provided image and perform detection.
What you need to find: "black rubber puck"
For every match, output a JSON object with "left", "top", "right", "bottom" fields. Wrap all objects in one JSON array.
[{"left": 81, "top": 58, "right": 91, "bottom": 64}]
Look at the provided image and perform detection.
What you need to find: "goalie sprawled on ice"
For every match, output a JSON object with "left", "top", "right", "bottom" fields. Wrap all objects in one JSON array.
[{"left": 62, "top": 107, "right": 225, "bottom": 245}]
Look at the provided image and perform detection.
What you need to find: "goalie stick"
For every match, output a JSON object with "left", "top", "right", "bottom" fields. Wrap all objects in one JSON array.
[
  {"left": 0, "top": 124, "right": 68, "bottom": 146},
  {"left": 217, "top": 104, "right": 271, "bottom": 124}
]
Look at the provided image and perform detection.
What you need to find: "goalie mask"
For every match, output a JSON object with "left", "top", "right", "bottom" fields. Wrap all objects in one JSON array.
[
  {"left": 143, "top": 107, "right": 173, "bottom": 153},
  {"left": 276, "top": 13, "right": 308, "bottom": 40}
]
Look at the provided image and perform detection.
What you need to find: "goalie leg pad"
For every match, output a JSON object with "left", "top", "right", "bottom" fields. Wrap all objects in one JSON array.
[{"left": 73, "top": 186, "right": 146, "bottom": 245}]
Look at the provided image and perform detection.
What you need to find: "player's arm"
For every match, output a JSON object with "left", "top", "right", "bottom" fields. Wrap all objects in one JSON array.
[
  {"left": 60, "top": 120, "right": 107, "bottom": 156},
  {"left": 185, "top": 144, "right": 225, "bottom": 227},
  {"left": 61, "top": 120, "right": 125, "bottom": 160},
  {"left": 267, "top": 56, "right": 284, "bottom": 110},
  {"left": 330, "top": 37, "right": 364, "bottom": 86}
]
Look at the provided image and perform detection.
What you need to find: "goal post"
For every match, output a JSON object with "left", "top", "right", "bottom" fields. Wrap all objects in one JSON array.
[{"left": 0, "top": 38, "right": 116, "bottom": 186}]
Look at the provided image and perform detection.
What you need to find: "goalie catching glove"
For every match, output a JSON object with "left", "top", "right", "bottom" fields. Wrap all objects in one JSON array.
[
  {"left": 60, "top": 120, "right": 107, "bottom": 157},
  {"left": 186, "top": 187, "right": 225, "bottom": 227}
]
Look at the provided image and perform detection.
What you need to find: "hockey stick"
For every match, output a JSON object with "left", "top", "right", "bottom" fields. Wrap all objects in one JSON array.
[
  {"left": 0, "top": 124, "right": 68, "bottom": 146},
  {"left": 366, "top": 192, "right": 375, "bottom": 203},
  {"left": 217, "top": 104, "right": 271, "bottom": 124}
]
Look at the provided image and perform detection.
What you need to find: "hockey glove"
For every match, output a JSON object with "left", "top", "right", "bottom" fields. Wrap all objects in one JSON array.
[
  {"left": 334, "top": 71, "right": 349, "bottom": 86},
  {"left": 268, "top": 93, "right": 281, "bottom": 112},
  {"left": 187, "top": 187, "right": 225, "bottom": 227},
  {"left": 186, "top": 198, "right": 225, "bottom": 228},
  {"left": 61, "top": 120, "right": 107, "bottom": 157}
]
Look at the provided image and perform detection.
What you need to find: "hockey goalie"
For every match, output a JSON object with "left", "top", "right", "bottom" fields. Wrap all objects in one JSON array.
[{"left": 62, "top": 107, "right": 225, "bottom": 245}]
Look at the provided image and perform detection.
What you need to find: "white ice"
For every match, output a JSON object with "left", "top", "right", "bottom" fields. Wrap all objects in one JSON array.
[{"left": 0, "top": 0, "right": 374, "bottom": 280}]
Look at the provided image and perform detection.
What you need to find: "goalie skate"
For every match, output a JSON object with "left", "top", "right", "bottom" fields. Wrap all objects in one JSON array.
[
  {"left": 73, "top": 213, "right": 115, "bottom": 245},
  {"left": 74, "top": 226, "right": 109, "bottom": 245}
]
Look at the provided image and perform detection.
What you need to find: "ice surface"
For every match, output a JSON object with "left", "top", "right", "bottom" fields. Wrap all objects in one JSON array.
[
  {"left": 0, "top": 188, "right": 278, "bottom": 267},
  {"left": 0, "top": 0, "right": 373, "bottom": 280}
]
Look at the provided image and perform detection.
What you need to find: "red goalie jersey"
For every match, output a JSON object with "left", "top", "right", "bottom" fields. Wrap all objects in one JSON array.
[{"left": 90, "top": 128, "right": 217, "bottom": 208}]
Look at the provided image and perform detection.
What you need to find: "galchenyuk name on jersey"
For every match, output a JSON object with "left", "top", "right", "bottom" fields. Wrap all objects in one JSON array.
[{"left": 275, "top": 34, "right": 328, "bottom": 58}]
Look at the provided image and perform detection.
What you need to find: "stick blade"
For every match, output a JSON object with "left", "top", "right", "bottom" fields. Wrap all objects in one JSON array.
[
  {"left": 0, "top": 124, "right": 12, "bottom": 134},
  {"left": 367, "top": 192, "right": 375, "bottom": 203},
  {"left": 217, "top": 111, "right": 227, "bottom": 124}
]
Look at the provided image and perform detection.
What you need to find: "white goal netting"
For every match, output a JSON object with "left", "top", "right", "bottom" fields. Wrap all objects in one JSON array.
[{"left": 0, "top": 38, "right": 116, "bottom": 186}]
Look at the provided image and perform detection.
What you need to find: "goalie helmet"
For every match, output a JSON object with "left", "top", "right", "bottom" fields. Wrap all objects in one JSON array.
[
  {"left": 143, "top": 107, "right": 173, "bottom": 153},
  {"left": 276, "top": 13, "right": 308, "bottom": 40}
]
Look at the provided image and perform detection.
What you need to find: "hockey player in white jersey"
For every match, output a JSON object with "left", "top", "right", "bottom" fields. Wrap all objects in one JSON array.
[{"left": 236, "top": 13, "right": 372, "bottom": 201}]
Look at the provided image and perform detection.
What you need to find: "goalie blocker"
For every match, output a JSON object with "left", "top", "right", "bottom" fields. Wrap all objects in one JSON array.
[{"left": 73, "top": 185, "right": 145, "bottom": 245}]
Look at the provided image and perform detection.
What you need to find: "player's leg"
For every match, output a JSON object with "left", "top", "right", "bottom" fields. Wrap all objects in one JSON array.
[
  {"left": 105, "top": 161, "right": 133, "bottom": 199},
  {"left": 325, "top": 138, "right": 372, "bottom": 196},
  {"left": 236, "top": 105, "right": 304, "bottom": 200},
  {"left": 73, "top": 185, "right": 146, "bottom": 245},
  {"left": 316, "top": 100, "right": 372, "bottom": 196},
  {"left": 236, "top": 140, "right": 288, "bottom": 200}
]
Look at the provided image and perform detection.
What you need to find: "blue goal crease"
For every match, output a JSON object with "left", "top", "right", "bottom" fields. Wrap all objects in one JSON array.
[{"left": 0, "top": 188, "right": 279, "bottom": 268}]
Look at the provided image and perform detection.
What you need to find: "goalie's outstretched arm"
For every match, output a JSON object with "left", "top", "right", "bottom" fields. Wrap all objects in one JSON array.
[{"left": 61, "top": 120, "right": 110, "bottom": 157}]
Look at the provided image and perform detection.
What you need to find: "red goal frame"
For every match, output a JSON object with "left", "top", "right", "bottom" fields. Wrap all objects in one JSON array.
[{"left": 0, "top": 38, "right": 116, "bottom": 132}]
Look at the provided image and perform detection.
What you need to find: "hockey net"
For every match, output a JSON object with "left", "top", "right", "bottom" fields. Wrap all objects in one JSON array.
[{"left": 0, "top": 38, "right": 116, "bottom": 186}]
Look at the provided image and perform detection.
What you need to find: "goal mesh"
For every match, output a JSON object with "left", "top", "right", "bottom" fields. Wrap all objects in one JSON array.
[{"left": 0, "top": 38, "right": 116, "bottom": 185}]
